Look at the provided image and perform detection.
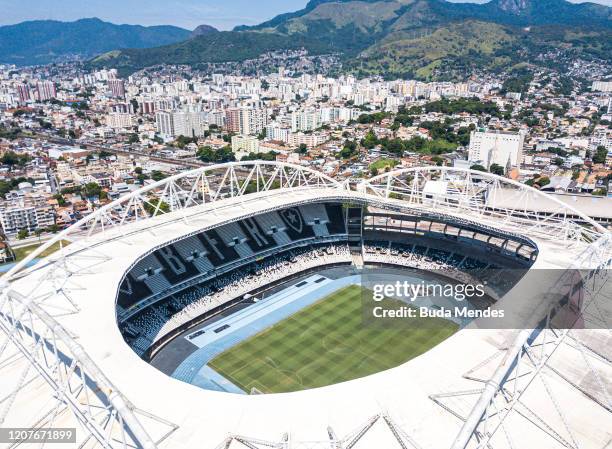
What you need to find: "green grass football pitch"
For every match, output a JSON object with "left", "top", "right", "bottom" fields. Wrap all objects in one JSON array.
[{"left": 208, "top": 285, "right": 458, "bottom": 394}]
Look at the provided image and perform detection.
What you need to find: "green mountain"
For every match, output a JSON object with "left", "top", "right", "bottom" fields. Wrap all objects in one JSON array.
[
  {"left": 190, "top": 25, "right": 219, "bottom": 38},
  {"left": 89, "top": 0, "right": 611, "bottom": 79},
  {"left": 0, "top": 18, "right": 191, "bottom": 66},
  {"left": 91, "top": 31, "right": 331, "bottom": 72},
  {"left": 240, "top": 0, "right": 610, "bottom": 33},
  {"left": 354, "top": 21, "right": 612, "bottom": 80}
]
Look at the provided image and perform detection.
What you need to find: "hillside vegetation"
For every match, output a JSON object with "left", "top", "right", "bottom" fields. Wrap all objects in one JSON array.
[
  {"left": 0, "top": 18, "right": 191, "bottom": 66},
  {"left": 87, "top": 0, "right": 611, "bottom": 79}
]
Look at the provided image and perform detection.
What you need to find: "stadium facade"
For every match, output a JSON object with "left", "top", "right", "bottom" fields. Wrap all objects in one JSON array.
[{"left": 0, "top": 162, "right": 610, "bottom": 449}]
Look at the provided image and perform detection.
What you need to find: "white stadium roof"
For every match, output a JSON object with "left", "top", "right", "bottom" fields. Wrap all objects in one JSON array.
[{"left": 0, "top": 163, "right": 610, "bottom": 449}]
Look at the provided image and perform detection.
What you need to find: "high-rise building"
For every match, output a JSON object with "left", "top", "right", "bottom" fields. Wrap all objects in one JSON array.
[
  {"left": 241, "top": 108, "right": 267, "bottom": 136},
  {"left": 109, "top": 103, "right": 131, "bottom": 114},
  {"left": 225, "top": 107, "right": 267, "bottom": 135},
  {"left": 173, "top": 112, "right": 207, "bottom": 138},
  {"left": 155, "top": 111, "right": 207, "bottom": 138},
  {"left": 266, "top": 123, "right": 291, "bottom": 143},
  {"left": 16, "top": 83, "right": 31, "bottom": 103},
  {"left": 468, "top": 130, "right": 525, "bottom": 171},
  {"left": 291, "top": 109, "right": 321, "bottom": 132},
  {"left": 108, "top": 79, "right": 126, "bottom": 98},
  {"left": 155, "top": 112, "right": 175, "bottom": 138},
  {"left": 208, "top": 110, "right": 225, "bottom": 128},
  {"left": 139, "top": 100, "right": 156, "bottom": 115},
  {"left": 36, "top": 81, "right": 56, "bottom": 101},
  {"left": 225, "top": 108, "right": 241, "bottom": 133}
]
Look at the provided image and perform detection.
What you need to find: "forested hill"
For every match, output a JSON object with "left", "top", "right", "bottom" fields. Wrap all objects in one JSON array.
[{"left": 88, "top": 0, "right": 611, "bottom": 79}]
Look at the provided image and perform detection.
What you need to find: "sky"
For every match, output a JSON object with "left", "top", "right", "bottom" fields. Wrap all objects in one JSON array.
[{"left": 0, "top": 0, "right": 609, "bottom": 30}]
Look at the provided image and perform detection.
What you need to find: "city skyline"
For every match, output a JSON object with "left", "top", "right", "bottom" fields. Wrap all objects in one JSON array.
[{"left": 0, "top": 0, "right": 610, "bottom": 30}]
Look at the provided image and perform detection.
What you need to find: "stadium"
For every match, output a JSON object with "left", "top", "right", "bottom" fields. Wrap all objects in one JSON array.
[{"left": 0, "top": 161, "right": 610, "bottom": 449}]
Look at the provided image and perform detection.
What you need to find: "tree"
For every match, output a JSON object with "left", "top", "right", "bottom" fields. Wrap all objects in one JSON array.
[
  {"left": 593, "top": 146, "right": 608, "bottom": 164},
  {"left": 297, "top": 143, "right": 308, "bottom": 154},
  {"left": 197, "top": 146, "right": 215, "bottom": 162},
  {"left": 174, "top": 135, "right": 196, "bottom": 148},
  {"left": 143, "top": 198, "right": 170, "bottom": 216},
  {"left": 130, "top": 98, "right": 139, "bottom": 113},
  {"left": 34, "top": 228, "right": 43, "bottom": 243},
  {"left": 82, "top": 182, "right": 102, "bottom": 198},
  {"left": 17, "top": 228, "right": 29, "bottom": 240},
  {"left": 361, "top": 130, "right": 378, "bottom": 149},
  {"left": 489, "top": 164, "right": 505, "bottom": 176},
  {"left": 536, "top": 176, "right": 550, "bottom": 187},
  {"left": 0, "top": 151, "right": 31, "bottom": 167},
  {"left": 196, "top": 146, "right": 235, "bottom": 163},
  {"left": 338, "top": 140, "right": 358, "bottom": 160},
  {"left": 241, "top": 151, "right": 278, "bottom": 162},
  {"left": 501, "top": 70, "right": 533, "bottom": 94},
  {"left": 470, "top": 164, "right": 487, "bottom": 172},
  {"left": 46, "top": 224, "right": 60, "bottom": 233},
  {"left": 53, "top": 193, "right": 66, "bottom": 207},
  {"left": 128, "top": 133, "right": 140, "bottom": 144},
  {"left": 424, "top": 97, "right": 501, "bottom": 117},
  {"left": 431, "top": 156, "right": 444, "bottom": 166},
  {"left": 357, "top": 112, "right": 388, "bottom": 124},
  {"left": 151, "top": 171, "right": 168, "bottom": 182}
]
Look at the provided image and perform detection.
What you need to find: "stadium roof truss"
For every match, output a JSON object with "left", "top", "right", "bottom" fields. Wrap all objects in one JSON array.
[
  {"left": 360, "top": 167, "right": 606, "bottom": 246},
  {"left": 0, "top": 162, "right": 610, "bottom": 449}
]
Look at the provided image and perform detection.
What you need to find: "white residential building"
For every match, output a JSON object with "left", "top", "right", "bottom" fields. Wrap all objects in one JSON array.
[
  {"left": 231, "top": 135, "right": 260, "bottom": 156},
  {"left": 106, "top": 113, "right": 134, "bottom": 129},
  {"left": 291, "top": 109, "right": 321, "bottom": 132},
  {"left": 266, "top": 123, "right": 291, "bottom": 142},
  {"left": 591, "top": 81, "right": 612, "bottom": 93},
  {"left": 288, "top": 132, "right": 328, "bottom": 149},
  {"left": 155, "top": 111, "right": 207, "bottom": 138},
  {"left": 173, "top": 112, "right": 207, "bottom": 138},
  {"left": 590, "top": 128, "right": 611, "bottom": 151},
  {"left": 468, "top": 130, "right": 525, "bottom": 171},
  {"left": 0, "top": 200, "right": 55, "bottom": 235},
  {"left": 155, "top": 111, "right": 174, "bottom": 138}
]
